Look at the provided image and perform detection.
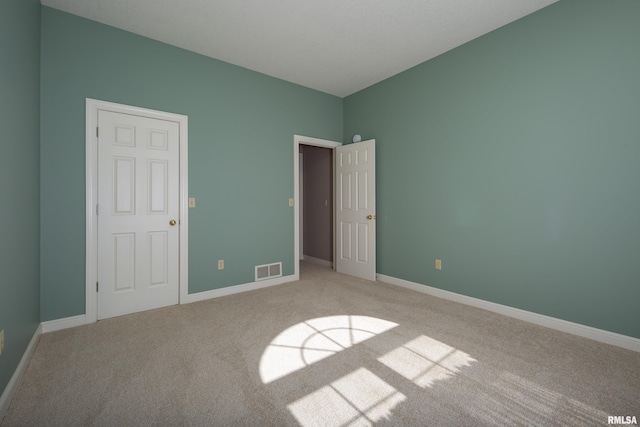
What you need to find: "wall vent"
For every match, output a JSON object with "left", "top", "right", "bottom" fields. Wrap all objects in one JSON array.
[{"left": 255, "top": 262, "right": 282, "bottom": 281}]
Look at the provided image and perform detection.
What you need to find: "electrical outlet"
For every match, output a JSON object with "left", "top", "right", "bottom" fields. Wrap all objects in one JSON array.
[
  {"left": 0, "top": 329, "right": 4, "bottom": 355},
  {"left": 435, "top": 259, "right": 442, "bottom": 270},
  {"left": 218, "top": 260, "right": 224, "bottom": 270}
]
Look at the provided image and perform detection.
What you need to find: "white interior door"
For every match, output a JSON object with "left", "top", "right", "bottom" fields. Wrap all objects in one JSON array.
[
  {"left": 97, "top": 110, "right": 180, "bottom": 319},
  {"left": 335, "top": 139, "right": 376, "bottom": 281}
]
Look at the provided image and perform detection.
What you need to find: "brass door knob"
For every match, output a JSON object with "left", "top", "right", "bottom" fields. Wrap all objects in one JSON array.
[
  {"left": 169, "top": 220, "right": 177, "bottom": 226},
  {"left": 367, "top": 215, "right": 376, "bottom": 220}
]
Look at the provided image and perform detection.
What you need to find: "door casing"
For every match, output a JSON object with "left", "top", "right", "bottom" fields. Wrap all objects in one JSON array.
[{"left": 86, "top": 98, "right": 189, "bottom": 323}]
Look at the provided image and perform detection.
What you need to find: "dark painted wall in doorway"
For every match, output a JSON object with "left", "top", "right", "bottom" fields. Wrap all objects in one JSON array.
[{"left": 302, "top": 146, "right": 333, "bottom": 262}]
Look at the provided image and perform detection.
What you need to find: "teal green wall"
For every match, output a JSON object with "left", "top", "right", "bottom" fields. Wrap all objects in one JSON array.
[
  {"left": 0, "top": 0, "right": 41, "bottom": 397},
  {"left": 344, "top": 0, "right": 640, "bottom": 338},
  {"left": 7, "top": 0, "right": 637, "bottom": 349},
  {"left": 40, "top": 7, "right": 343, "bottom": 321}
]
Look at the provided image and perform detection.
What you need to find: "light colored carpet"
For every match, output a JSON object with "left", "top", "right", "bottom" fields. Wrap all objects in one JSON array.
[{"left": 2, "top": 262, "right": 639, "bottom": 426}]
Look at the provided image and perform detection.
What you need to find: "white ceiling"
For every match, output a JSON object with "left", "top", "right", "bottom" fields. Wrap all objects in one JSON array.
[{"left": 40, "top": 0, "right": 558, "bottom": 97}]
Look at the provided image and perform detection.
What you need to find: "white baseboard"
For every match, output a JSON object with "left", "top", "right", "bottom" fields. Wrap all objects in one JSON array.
[
  {"left": 41, "top": 314, "right": 86, "bottom": 333},
  {"left": 182, "top": 274, "right": 297, "bottom": 304},
  {"left": 302, "top": 255, "right": 333, "bottom": 268},
  {"left": 377, "top": 274, "right": 640, "bottom": 353},
  {"left": 0, "top": 323, "right": 42, "bottom": 420}
]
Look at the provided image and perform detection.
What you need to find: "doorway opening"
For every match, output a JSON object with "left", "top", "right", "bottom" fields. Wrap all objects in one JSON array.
[
  {"left": 293, "top": 135, "right": 341, "bottom": 279},
  {"left": 294, "top": 135, "right": 377, "bottom": 282},
  {"left": 300, "top": 144, "right": 334, "bottom": 267}
]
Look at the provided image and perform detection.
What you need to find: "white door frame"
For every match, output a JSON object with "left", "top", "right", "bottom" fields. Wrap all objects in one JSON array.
[
  {"left": 86, "top": 98, "right": 189, "bottom": 323},
  {"left": 293, "top": 135, "right": 341, "bottom": 280}
]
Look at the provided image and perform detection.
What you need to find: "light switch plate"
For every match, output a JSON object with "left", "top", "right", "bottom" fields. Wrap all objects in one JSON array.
[
  {"left": 188, "top": 197, "right": 196, "bottom": 208},
  {"left": 289, "top": 198, "right": 294, "bottom": 207}
]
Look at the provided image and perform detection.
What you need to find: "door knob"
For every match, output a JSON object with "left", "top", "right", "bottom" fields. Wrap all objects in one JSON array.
[
  {"left": 367, "top": 215, "right": 376, "bottom": 220},
  {"left": 169, "top": 219, "right": 177, "bottom": 226}
]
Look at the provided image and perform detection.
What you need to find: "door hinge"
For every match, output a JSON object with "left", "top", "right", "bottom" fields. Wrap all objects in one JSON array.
[
  {"left": 96, "top": 282, "right": 99, "bottom": 292},
  {"left": 96, "top": 204, "right": 99, "bottom": 215},
  {"left": 96, "top": 127, "right": 99, "bottom": 138}
]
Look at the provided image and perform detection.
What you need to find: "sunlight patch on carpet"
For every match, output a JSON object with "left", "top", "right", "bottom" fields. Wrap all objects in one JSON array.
[
  {"left": 260, "top": 315, "right": 398, "bottom": 384},
  {"left": 287, "top": 367, "right": 406, "bottom": 427},
  {"left": 378, "top": 335, "right": 476, "bottom": 388}
]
